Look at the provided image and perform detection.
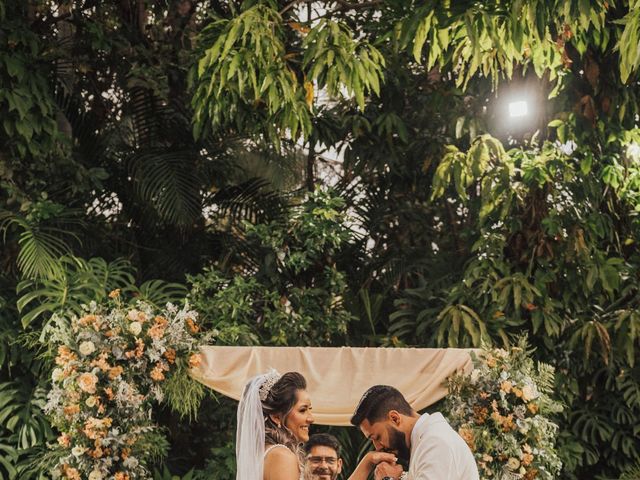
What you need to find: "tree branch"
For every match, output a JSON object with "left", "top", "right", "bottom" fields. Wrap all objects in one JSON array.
[
  {"left": 279, "top": 0, "right": 315, "bottom": 16},
  {"left": 333, "top": 0, "right": 382, "bottom": 9}
]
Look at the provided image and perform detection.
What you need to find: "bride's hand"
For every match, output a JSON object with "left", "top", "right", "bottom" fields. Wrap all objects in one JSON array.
[
  {"left": 365, "top": 451, "right": 398, "bottom": 466},
  {"left": 347, "top": 451, "right": 399, "bottom": 480}
]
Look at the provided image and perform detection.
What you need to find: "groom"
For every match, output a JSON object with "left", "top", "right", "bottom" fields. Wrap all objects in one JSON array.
[{"left": 349, "top": 385, "right": 479, "bottom": 480}]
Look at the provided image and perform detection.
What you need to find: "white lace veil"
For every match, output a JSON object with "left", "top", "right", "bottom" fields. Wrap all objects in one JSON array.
[{"left": 235, "top": 370, "right": 279, "bottom": 480}]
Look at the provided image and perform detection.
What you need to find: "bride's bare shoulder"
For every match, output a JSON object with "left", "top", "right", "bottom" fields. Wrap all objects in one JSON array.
[{"left": 264, "top": 446, "right": 299, "bottom": 479}]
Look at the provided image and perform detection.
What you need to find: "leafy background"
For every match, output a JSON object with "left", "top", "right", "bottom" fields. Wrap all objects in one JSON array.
[{"left": 1, "top": 0, "right": 640, "bottom": 479}]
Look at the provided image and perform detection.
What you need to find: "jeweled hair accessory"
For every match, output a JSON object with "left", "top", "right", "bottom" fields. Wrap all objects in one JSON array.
[{"left": 258, "top": 369, "right": 281, "bottom": 401}]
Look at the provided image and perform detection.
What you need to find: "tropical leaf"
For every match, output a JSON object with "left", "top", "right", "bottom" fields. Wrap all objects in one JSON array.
[
  {"left": 130, "top": 149, "right": 202, "bottom": 226},
  {"left": 0, "top": 211, "right": 78, "bottom": 280},
  {"left": 0, "top": 380, "right": 54, "bottom": 450},
  {"left": 134, "top": 280, "right": 188, "bottom": 308},
  {"left": 16, "top": 256, "right": 136, "bottom": 328}
]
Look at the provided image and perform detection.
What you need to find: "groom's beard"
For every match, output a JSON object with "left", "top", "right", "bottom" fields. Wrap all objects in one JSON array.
[{"left": 386, "top": 425, "right": 411, "bottom": 466}]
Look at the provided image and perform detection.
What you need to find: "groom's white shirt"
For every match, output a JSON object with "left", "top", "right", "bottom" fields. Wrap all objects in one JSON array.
[{"left": 406, "top": 413, "right": 479, "bottom": 480}]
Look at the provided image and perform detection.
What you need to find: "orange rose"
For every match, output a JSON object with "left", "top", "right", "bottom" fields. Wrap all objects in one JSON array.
[
  {"left": 163, "top": 348, "right": 176, "bottom": 364},
  {"left": 104, "top": 387, "right": 114, "bottom": 401},
  {"left": 527, "top": 402, "right": 539, "bottom": 414},
  {"left": 91, "top": 353, "right": 111, "bottom": 372},
  {"left": 150, "top": 365, "right": 165, "bottom": 382},
  {"left": 109, "top": 289, "right": 120, "bottom": 299},
  {"left": 125, "top": 338, "right": 145, "bottom": 359},
  {"left": 65, "top": 467, "right": 81, "bottom": 480},
  {"left": 57, "top": 433, "right": 71, "bottom": 447},
  {"left": 79, "top": 314, "right": 97, "bottom": 326},
  {"left": 148, "top": 324, "right": 166, "bottom": 340},
  {"left": 473, "top": 406, "right": 488, "bottom": 424},
  {"left": 522, "top": 453, "right": 534, "bottom": 466},
  {"left": 500, "top": 381, "right": 513, "bottom": 393},
  {"left": 61, "top": 464, "right": 81, "bottom": 480},
  {"left": 186, "top": 317, "right": 200, "bottom": 333},
  {"left": 485, "top": 354, "right": 497, "bottom": 368},
  {"left": 154, "top": 316, "right": 168, "bottom": 327},
  {"left": 89, "top": 446, "right": 104, "bottom": 458},
  {"left": 77, "top": 372, "right": 98, "bottom": 394},
  {"left": 458, "top": 427, "right": 475, "bottom": 451},
  {"left": 108, "top": 366, "right": 124, "bottom": 379},
  {"left": 115, "top": 472, "right": 130, "bottom": 480},
  {"left": 55, "top": 346, "right": 77, "bottom": 366},
  {"left": 63, "top": 404, "right": 80, "bottom": 417},
  {"left": 189, "top": 353, "right": 202, "bottom": 368}
]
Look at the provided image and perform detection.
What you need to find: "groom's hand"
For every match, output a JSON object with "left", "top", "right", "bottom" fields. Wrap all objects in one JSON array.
[{"left": 373, "top": 461, "right": 403, "bottom": 480}]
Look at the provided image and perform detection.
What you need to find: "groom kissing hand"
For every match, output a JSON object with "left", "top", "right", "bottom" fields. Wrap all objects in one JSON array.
[{"left": 349, "top": 385, "right": 479, "bottom": 480}]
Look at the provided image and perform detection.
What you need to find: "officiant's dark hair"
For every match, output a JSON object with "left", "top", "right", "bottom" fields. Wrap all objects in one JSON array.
[
  {"left": 350, "top": 385, "right": 413, "bottom": 426},
  {"left": 304, "top": 433, "right": 341, "bottom": 457}
]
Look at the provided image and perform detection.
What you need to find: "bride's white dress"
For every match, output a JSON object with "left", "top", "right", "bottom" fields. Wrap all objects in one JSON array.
[{"left": 263, "top": 444, "right": 304, "bottom": 480}]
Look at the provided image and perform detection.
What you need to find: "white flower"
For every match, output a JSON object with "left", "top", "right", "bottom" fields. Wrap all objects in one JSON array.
[
  {"left": 51, "top": 368, "right": 64, "bottom": 382},
  {"left": 128, "top": 321, "right": 142, "bottom": 336},
  {"left": 522, "top": 384, "right": 539, "bottom": 401},
  {"left": 628, "top": 142, "right": 640, "bottom": 161},
  {"left": 127, "top": 310, "right": 139, "bottom": 321},
  {"left": 71, "top": 446, "right": 86, "bottom": 457},
  {"left": 506, "top": 457, "right": 520, "bottom": 470},
  {"left": 123, "top": 456, "right": 139, "bottom": 469},
  {"left": 85, "top": 396, "right": 97, "bottom": 407},
  {"left": 557, "top": 140, "right": 577, "bottom": 156},
  {"left": 79, "top": 341, "right": 96, "bottom": 356},
  {"left": 495, "top": 348, "right": 509, "bottom": 358},
  {"left": 88, "top": 471, "right": 103, "bottom": 480}
]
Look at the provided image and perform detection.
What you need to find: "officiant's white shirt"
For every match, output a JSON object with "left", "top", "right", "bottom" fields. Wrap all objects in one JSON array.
[{"left": 407, "top": 413, "right": 479, "bottom": 480}]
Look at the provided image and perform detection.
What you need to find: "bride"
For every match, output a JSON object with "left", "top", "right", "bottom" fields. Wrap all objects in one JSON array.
[{"left": 236, "top": 370, "right": 396, "bottom": 480}]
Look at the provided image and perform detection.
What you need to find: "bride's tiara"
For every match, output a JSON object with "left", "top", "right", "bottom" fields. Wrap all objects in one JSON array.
[{"left": 259, "top": 369, "right": 281, "bottom": 401}]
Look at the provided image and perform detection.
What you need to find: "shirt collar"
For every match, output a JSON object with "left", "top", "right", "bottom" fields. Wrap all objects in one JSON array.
[{"left": 410, "top": 413, "right": 429, "bottom": 453}]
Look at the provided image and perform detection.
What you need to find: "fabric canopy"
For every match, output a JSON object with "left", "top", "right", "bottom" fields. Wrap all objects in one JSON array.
[{"left": 190, "top": 346, "right": 475, "bottom": 426}]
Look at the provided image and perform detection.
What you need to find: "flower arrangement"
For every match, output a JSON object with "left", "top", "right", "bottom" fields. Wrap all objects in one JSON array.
[
  {"left": 44, "top": 290, "right": 203, "bottom": 480},
  {"left": 445, "top": 339, "right": 563, "bottom": 480}
]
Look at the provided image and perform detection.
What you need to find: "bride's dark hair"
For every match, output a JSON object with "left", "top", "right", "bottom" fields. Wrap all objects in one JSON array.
[{"left": 261, "top": 371, "right": 307, "bottom": 455}]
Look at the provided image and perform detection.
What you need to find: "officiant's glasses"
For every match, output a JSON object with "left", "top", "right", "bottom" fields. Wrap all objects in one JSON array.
[{"left": 307, "top": 456, "right": 338, "bottom": 466}]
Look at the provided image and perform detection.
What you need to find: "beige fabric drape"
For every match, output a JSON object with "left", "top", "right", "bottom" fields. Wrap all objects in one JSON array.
[{"left": 191, "top": 346, "right": 474, "bottom": 426}]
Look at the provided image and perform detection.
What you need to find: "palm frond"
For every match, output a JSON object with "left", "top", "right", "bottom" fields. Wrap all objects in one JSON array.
[
  {"left": 206, "top": 178, "right": 287, "bottom": 226},
  {"left": 621, "top": 463, "right": 640, "bottom": 479},
  {"left": 129, "top": 148, "right": 203, "bottom": 226},
  {"left": 16, "top": 256, "right": 137, "bottom": 328},
  {"left": 134, "top": 280, "right": 189, "bottom": 308},
  {"left": 0, "top": 211, "right": 79, "bottom": 280}
]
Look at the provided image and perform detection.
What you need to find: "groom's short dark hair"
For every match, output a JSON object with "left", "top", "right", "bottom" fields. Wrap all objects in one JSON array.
[{"left": 350, "top": 385, "right": 413, "bottom": 426}]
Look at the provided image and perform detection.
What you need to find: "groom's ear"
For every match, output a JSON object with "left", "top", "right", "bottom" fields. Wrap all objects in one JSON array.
[{"left": 388, "top": 410, "right": 402, "bottom": 426}]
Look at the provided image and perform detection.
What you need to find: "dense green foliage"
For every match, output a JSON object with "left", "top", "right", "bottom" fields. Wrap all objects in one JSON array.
[{"left": 1, "top": 0, "right": 640, "bottom": 479}]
